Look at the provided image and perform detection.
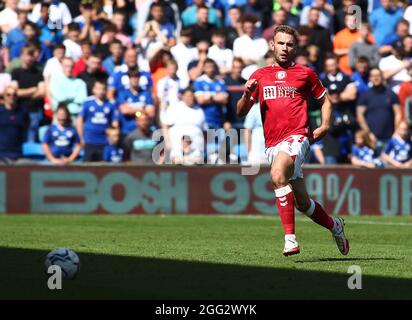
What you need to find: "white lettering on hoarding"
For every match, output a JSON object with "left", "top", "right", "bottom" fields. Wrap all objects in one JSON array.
[{"left": 31, "top": 171, "right": 188, "bottom": 214}]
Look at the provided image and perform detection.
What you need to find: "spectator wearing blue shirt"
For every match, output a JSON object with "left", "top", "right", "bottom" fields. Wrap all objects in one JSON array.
[
  {"left": 194, "top": 58, "right": 228, "bottom": 129},
  {"left": 103, "top": 126, "right": 125, "bottom": 163},
  {"left": 351, "top": 56, "right": 371, "bottom": 97},
  {"left": 42, "top": 103, "right": 82, "bottom": 165},
  {"left": 369, "top": 0, "right": 404, "bottom": 47},
  {"left": 357, "top": 67, "right": 402, "bottom": 154},
  {"left": 107, "top": 47, "right": 153, "bottom": 101},
  {"left": 0, "top": 85, "right": 29, "bottom": 163},
  {"left": 73, "top": 0, "right": 103, "bottom": 45},
  {"left": 382, "top": 121, "right": 412, "bottom": 167},
  {"left": 102, "top": 39, "right": 124, "bottom": 76},
  {"left": 351, "top": 129, "right": 384, "bottom": 168},
  {"left": 7, "top": 22, "right": 50, "bottom": 64},
  {"left": 379, "top": 19, "right": 410, "bottom": 56},
  {"left": 147, "top": 2, "right": 176, "bottom": 48},
  {"left": 181, "top": 0, "right": 222, "bottom": 28},
  {"left": 77, "top": 80, "right": 120, "bottom": 162},
  {"left": 5, "top": 8, "right": 29, "bottom": 65},
  {"left": 36, "top": 2, "right": 64, "bottom": 47},
  {"left": 117, "top": 70, "right": 155, "bottom": 135}
]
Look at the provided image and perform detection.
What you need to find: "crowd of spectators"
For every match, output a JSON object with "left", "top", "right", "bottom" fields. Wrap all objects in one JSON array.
[{"left": 1, "top": 0, "right": 412, "bottom": 168}]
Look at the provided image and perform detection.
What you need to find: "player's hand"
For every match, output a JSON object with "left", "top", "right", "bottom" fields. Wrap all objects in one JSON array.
[
  {"left": 311, "top": 125, "right": 329, "bottom": 143},
  {"left": 244, "top": 79, "right": 258, "bottom": 95}
]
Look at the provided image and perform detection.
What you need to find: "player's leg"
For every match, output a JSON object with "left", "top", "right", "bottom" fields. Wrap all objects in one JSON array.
[
  {"left": 290, "top": 178, "right": 350, "bottom": 255},
  {"left": 269, "top": 150, "right": 299, "bottom": 256}
]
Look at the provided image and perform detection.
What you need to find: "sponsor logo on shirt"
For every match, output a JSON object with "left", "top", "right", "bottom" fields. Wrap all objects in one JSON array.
[{"left": 263, "top": 85, "right": 298, "bottom": 100}]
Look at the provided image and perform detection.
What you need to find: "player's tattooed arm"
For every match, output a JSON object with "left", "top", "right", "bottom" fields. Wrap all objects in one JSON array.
[
  {"left": 237, "top": 79, "right": 257, "bottom": 118},
  {"left": 312, "top": 93, "right": 332, "bottom": 143}
]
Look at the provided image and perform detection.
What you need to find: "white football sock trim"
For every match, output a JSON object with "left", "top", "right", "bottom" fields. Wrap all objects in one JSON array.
[
  {"left": 274, "top": 185, "right": 292, "bottom": 198},
  {"left": 302, "top": 199, "right": 316, "bottom": 217}
]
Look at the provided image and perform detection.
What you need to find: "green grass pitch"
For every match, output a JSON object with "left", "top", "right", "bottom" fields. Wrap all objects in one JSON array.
[{"left": 0, "top": 214, "right": 411, "bottom": 299}]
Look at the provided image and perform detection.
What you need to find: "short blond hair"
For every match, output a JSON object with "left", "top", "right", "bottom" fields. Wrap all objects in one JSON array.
[{"left": 273, "top": 25, "right": 299, "bottom": 46}]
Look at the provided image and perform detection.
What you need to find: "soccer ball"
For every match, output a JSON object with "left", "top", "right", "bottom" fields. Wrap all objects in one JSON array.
[{"left": 45, "top": 247, "right": 80, "bottom": 280}]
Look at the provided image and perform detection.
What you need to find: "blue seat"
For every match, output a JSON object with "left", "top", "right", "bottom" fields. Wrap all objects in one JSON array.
[
  {"left": 38, "top": 125, "right": 50, "bottom": 142},
  {"left": 23, "top": 142, "right": 45, "bottom": 160}
]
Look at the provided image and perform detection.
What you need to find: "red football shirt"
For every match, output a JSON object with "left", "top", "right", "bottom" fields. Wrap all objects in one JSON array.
[{"left": 249, "top": 64, "right": 326, "bottom": 147}]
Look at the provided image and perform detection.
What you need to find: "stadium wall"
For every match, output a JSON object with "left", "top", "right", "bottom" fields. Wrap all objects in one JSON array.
[{"left": 0, "top": 165, "right": 410, "bottom": 216}]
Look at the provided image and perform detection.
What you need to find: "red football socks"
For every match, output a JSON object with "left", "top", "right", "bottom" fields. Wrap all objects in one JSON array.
[
  {"left": 275, "top": 185, "right": 295, "bottom": 235},
  {"left": 308, "top": 200, "right": 334, "bottom": 230}
]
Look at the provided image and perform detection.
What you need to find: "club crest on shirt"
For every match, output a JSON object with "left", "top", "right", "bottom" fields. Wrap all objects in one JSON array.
[{"left": 276, "top": 71, "right": 287, "bottom": 80}]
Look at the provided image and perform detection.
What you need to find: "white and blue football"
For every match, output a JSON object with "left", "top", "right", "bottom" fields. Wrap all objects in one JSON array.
[{"left": 45, "top": 247, "right": 80, "bottom": 280}]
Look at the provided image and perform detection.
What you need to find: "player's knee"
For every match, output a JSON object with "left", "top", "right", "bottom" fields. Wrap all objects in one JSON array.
[{"left": 270, "top": 169, "right": 288, "bottom": 188}]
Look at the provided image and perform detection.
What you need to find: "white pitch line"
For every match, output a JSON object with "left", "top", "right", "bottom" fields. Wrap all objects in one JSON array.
[{"left": 214, "top": 214, "right": 412, "bottom": 227}]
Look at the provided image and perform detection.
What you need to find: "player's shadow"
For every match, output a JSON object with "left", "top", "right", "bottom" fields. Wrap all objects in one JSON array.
[
  {"left": 295, "top": 257, "right": 401, "bottom": 263},
  {"left": 0, "top": 246, "right": 411, "bottom": 300}
]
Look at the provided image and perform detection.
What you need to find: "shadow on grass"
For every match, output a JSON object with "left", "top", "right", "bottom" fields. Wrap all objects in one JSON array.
[
  {"left": 295, "top": 258, "right": 401, "bottom": 263},
  {"left": 0, "top": 247, "right": 411, "bottom": 300}
]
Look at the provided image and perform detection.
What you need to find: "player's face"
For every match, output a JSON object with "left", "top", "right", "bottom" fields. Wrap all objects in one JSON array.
[{"left": 270, "top": 32, "right": 296, "bottom": 66}]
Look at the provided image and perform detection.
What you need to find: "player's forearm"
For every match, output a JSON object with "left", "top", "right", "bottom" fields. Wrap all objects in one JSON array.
[
  {"left": 236, "top": 93, "right": 253, "bottom": 118},
  {"left": 320, "top": 95, "right": 332, "bottom": 129}
]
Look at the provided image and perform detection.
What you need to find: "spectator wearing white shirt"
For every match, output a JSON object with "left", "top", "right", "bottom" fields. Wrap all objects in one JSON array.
[
  {"left": 171, "top": 28, "right": 198, "bottom": 89},
  {"left": 0, "top": 0, "right": 19, "bottom": 34},
  {"left": 171, "top": 135, "right": 203, "bottom": 165},
  {"left": 63, "top": 22, "right": 82, "bottom": 61},
  {"left": 233, "top": 14, "right": 268, "bottom": 77},
  {"left": 162, "top": 87, "right": 208, "bottom": 160},
  {"left": 379, "top": 38, "right": 412, "bottom": 94},
  {"left": 207, "top": 29, "right": 234, "bottom": 75},
  {"left": 43, "top": 44, "right": 65, "bottom": 109},
  {"left": 29, "top": 0, "right": 72, "bottom": 33},
  {"left": 157, "top": 60, "right": 182, "bottom": 125}
]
